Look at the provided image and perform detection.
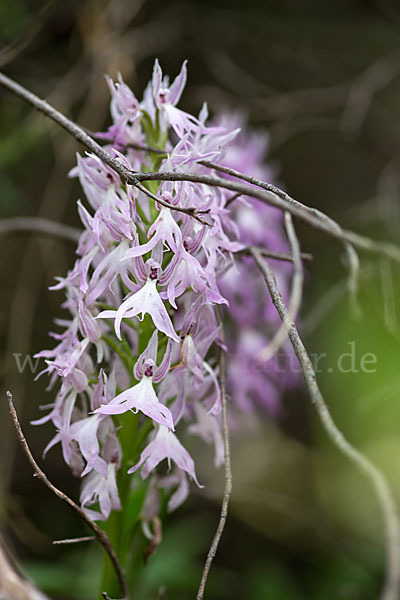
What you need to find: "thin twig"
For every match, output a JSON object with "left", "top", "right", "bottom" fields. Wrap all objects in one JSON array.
[
  {"left": 196, "top": 318, "right": 232, "bottom": 600},
  {"left": 124, "top": 141, "right": 165, "bottom": 156},
  {"left": 0, "top": 217, "right": 81, "bottom": 243},
  {"left": 0, "top": 72, "right": 207, "bottom": 224},
  {"left": 0, "top": 72, "right": 134, "bottom": 183},
  {"left": 134, "top": 170, "right": 400, "bottom": 263},
  {"left": 243, "top": 246, "right": 313, "bottom": 263},
  {"left": 6, "top": 391, "right": 128, "bottom": 600},
  {"left": 212, "top": 156, "right": 358, "bottom": 299},
  {"left": 1, "top": 71, "right": 400, "bottom": 264},
  {"left": 225, "top": 192, "right": 241, "bottom": 207},
  {"left": 258, "top": 213, "right": 303, "bottom": 362},
  {"left": 343, "top": 242, "right": 361, "bottom": 318},
  {"left": 250, "top": 249, "right": 400, "bottom": 600},
  {"left": 53, "top": 536, "right": 95, "bottom": 545},
  {"left": 134, "top": 181, "right": 210, "bottom": 225}
]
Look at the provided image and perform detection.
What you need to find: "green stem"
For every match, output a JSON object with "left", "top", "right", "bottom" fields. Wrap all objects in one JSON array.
[
  {"left": 102, "top": 333, "right": 133, "bottom": 374},
  {"left": 100, "top": 125, "right": 171, "bottom": 596}
]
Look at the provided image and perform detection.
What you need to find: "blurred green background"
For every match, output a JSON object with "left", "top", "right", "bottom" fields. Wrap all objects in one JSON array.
[{"left": 1, "top": 0, "right": 400, "bottom": 598}]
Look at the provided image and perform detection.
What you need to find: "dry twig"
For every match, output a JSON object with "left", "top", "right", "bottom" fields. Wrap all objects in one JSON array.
[
  {"left": 135, "top": 170, "right": 400, "bottom": 263},
  {"left": 258, "top": 212, "right": 303, "bottom": 362},
  {"left": 0, "top": 72, "right": 207, "bottom": 224},
  {"left": 1, "top": 72, "right": 400, "bottom": 265},
  {"left": 250, "top": 248, "right": 400, "bottom": 600},
  {"left": 196, "top": 319, "right": 232, "bottom": 600},
  {"left": 53, "top": 536, "right": 95, "bottom": 545},
  {"left": 6, "top": 391, "right": 128, "bottom": 600},
  {"left": 243, "top": 246, "right": 312, "bottom": 263}
]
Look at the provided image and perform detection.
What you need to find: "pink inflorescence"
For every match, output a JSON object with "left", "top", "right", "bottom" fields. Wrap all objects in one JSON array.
[{"left": 34, "top": 60, "right": 296, "bottom": 521}]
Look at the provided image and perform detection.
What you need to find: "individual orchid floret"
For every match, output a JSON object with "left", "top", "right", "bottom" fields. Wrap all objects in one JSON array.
[
  {"left": 40, "top": 389, "right": 77, "bottom": 464},
  {"left": 45, "top": 413, "right": 108, "bottom": 478},
  {"left": 189, "top": 402, "right": 224, "bottom": 468},
  {"left": 94, "top": 375, "right": 174, "bottom": 429},
  {"left": 152, "top": 59, "right": 202, "bottom": 138},
  {"left": 40, "top": 338, "right": 91, "bottom": 394},
  {"left": 80, "top": 463, "right": 121, "bottom": 521},
  {"left": 107, "top": 73, "right": 140, "bottom": 120},
  {"left": 153, "top": 59, "right": 187, "bottom": 110},
  {"left": 174, "top": 302, "right": 222, "bottom": 413},
  {"left": 123, "top": 204, "right": 182, "bottom": 259},
  {"left": 51, "top": 244, "right": 98, "bottom": 296},
  {"left": 76, "top": 295, "right": 101, "bottom": 344},
  {"left": 163, "top": 247, "right": 227, "bottom": 309},
  {"left": 69, "top": 153, "right": 120, "bottom": 210},
  {"left": 70, "top": 415, "right": 108, "bottom": 477},
  {"left": 97, "top": 266, "right": 180, "bottom": 343},
  {"left": 104, "top": 74, "right": 143, "bottom": 146},
  {"left": 128, "top": 425, "right": 202, "bottom": 488},
  {"left": 91, "top": 188, "right": 136, "bottom": 248},
  {"left": 91, "top": 369, "right": 114, "bottom": 411},
  {"left": 85, "top": 240, "right": 135, "bottom": 307},
  {"left": 133, "top": 330, "right": 173, "bottom": 383},
  {"left": 160, "top": 468, "right": 190, "bottom": 513},
  {"left": 94, "top": 331, "right": 174, "bottom": 430},
  {"left": 180, "top": 334, "right": 204, "bottom": 382}
]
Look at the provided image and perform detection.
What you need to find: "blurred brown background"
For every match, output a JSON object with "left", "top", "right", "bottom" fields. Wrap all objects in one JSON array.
[{"left": 1, "top": 1, "right": 400, "bottom": 598}]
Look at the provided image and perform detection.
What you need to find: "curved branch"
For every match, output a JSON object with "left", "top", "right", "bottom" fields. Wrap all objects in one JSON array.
[
  {"left": 6, "top": 392, "right": 128, "bottom": 600},
  {"left": 196, "top": 319, "right": 232, "bottom": 600},
  {"left": 258, "top": 212, "right": 303, "bottom": 362},
  {"left": 0, "top": 73, "right": 204, "bottom": 223},
  {"left": 250, "top": 249, "right": 400, "bottom": 600},
  {"left": 242, "top": 246, "right": 313, "bottom": 263},
  {"left": 135, "top": 170, "right": 400, "bottom": 263},
  {"left": 0, "top": 72, "right": 134, "bottom": 183},
  {"left": 134, "top": 181, "right": 210, "bottom": 224},
  {"left": 1, "top": 71, "right": 400, "bottom": 263}
]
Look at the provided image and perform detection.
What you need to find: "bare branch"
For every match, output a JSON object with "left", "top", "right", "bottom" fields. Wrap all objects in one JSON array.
[
  {"left": 243, "top": 246, "right": 313, "bottom": 263},
  {"left": 196, "top": 318, "right": 232, "bottom": 600},
  {"left": 343, "top": 242, "right": 361, "bottom": 318},
  {"left": 0, "top": 217, "right": 81, "bottom": 243},
  {"left": 134, "top": 181, "right": 210, "bottom": 225},
  {"left": 135, "top": 170, "right": 400, "bottom": 263},
  {"left": 250, "top": 249, "right": 400, "bottom": 600},
  {"left": 6, "top": 391, "right": 128, "bottom": 600},
  {"left": 258, "top": 212, "right": 303, "bottom": 362},
  {"left": 52, "top": 536, "right": 95, "bottom": 545},
  {"left": 225, "top": 192, "right": 242, "bottom": 207},
  {"left": 0, "top": 73, "right": 204, "bottom": 224},
  {"left": 123, "top": 141, "right": 165, "bottom": 156},
  {"left": 196, "top": 162, "right": 359, "bottom": 306},
  {"left": 0, "top": 72, "right": 135, "bottom": 183},
  {"left": 2, "top": 71, "right": 400, "bottom": 264}
]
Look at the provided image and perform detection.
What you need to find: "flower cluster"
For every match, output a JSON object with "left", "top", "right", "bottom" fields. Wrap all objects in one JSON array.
[{"left": 35, "top": 60, "right": 295, "bottom": 523}]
